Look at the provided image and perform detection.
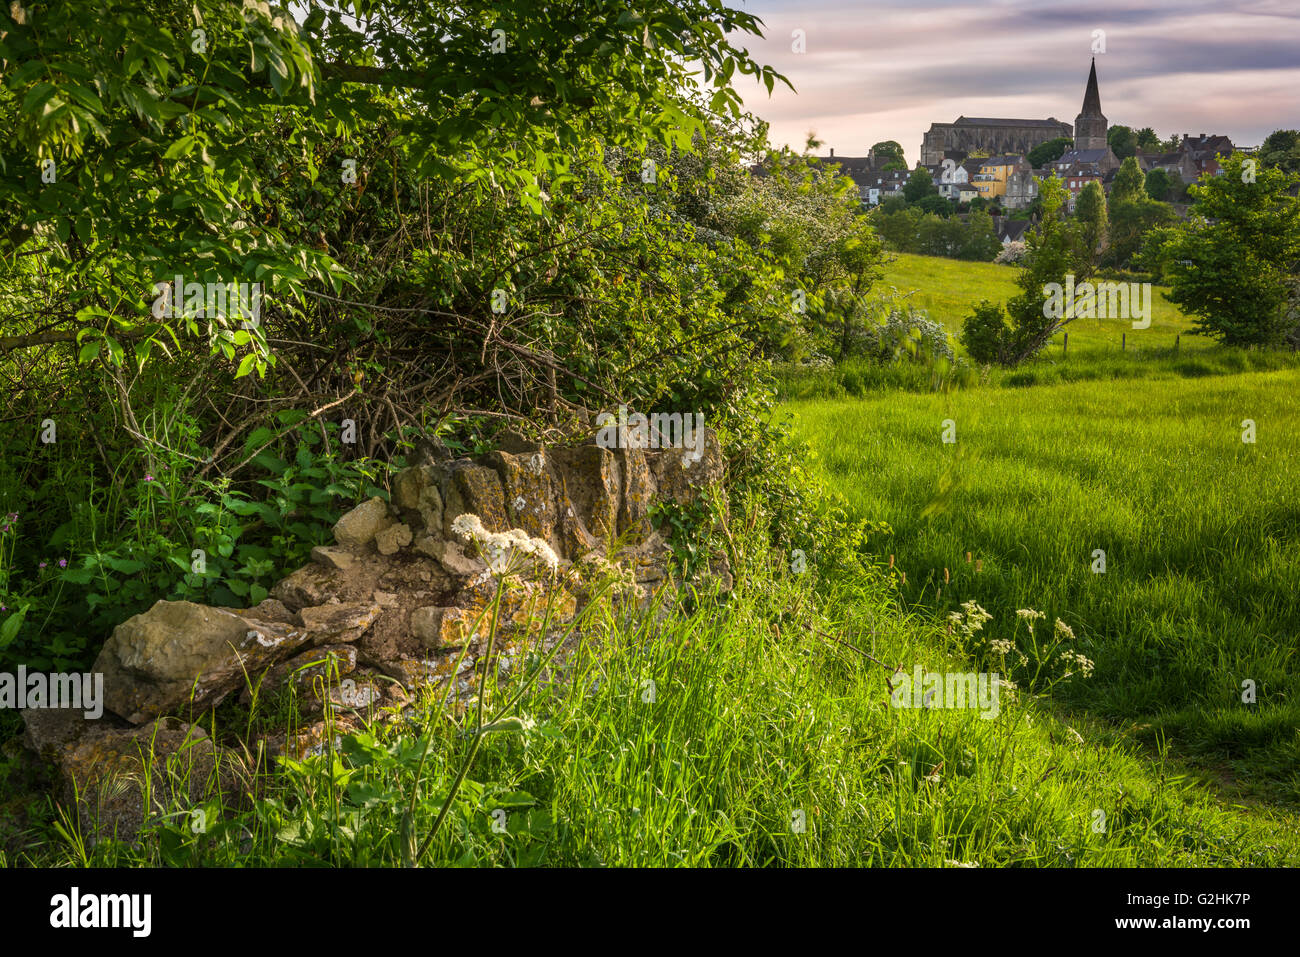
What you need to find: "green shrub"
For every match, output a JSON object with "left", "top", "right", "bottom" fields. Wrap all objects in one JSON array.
[{"left": 960, "top": 300, "right": 1013, "bottom": 364}]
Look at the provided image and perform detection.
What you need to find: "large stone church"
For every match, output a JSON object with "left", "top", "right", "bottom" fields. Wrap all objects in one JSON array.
[{"left": 919, "top": 60, "right": 1109, "bottom": 166}]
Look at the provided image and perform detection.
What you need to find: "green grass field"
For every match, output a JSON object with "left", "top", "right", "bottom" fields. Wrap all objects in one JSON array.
[
  {"left": 879, "top": 252, "right": 1200, "bottom": 356},
  {"left": 787, "top": 370, "right": 1300, "bottom": 801},
  {"left": 771, "top": 251, "right": 1300, "bottom": 865},
  {"left": 778, "top": 253, "right": 1300, "bottom": 398}
]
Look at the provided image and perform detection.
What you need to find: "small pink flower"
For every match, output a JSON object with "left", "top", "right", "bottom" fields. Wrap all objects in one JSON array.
[
  {"left": 58, "top": 558, "right": 68, "bottom": 568},
  {"left": 38, "top": 561, "right": 47, "bottom": 569},
  {"left": 145, "top": 473, "right": 155, "bottom": 482}
]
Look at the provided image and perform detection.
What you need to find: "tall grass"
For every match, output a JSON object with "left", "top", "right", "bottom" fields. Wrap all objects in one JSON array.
[
  {"left": 786, "top": 367, "right": 1300, "bottom": 806},
  {"left": 12, "top": 507, "right": 1299, "bottom": 867}
]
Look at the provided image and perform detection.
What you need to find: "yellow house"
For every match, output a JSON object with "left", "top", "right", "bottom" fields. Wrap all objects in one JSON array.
[{"left": 972, "top": 155, "right": 1025, "bottom": 201}]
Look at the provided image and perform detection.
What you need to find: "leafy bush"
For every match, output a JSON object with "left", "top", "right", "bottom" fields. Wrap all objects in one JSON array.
[
  {"left": 860, "top": 304, "right": 959, "bottom": 366},
  {"left": 960, "top": 300, "right": 1013, "bottom": 365},
  {"left": 0, "top": 415, "right": 388, "bottom": 671}
]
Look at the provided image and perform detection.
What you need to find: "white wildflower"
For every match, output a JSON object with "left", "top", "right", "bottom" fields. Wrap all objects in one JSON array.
[{"left": 450, "top": 513, "right": 486, "bottom": 541}]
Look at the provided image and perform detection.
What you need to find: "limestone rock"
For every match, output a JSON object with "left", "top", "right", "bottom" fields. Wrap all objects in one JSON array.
[
  {"left": 261, "top": 715, "right": 361, "bottom": 761},
  {"left": 379, "top": 655, "right": 474, "bottom": 692},
  {"left": 375, "top": 522, "right": 412, "bottom": 556},
  {"left": 95, "top": 600, "right": 310, "bottom": 724},
  {"left": 244, "top": 597, "right": 300, "bottom": 625},
  {"left": 550, "top": 444, "right": 620, "bottom": 556},
  {"left": 333, "top": 496, "right": 394, "bottom": 547},
  {"left": 487, "top": 449, "right": 558, "bottom": 544},
  {"left": 645, "top": 427, "right": 724, "bottom": 505},
  {"left": 613, "top": 446, "right": 655, "bottom": 541},
  {"left": 414, "top": 535, "right": 485, "bottom": 579},
  {"left": 22, "top": 707, "right": 129, "bottom": 761},
  {"left": 440, "top": 461, "right": 508, "bottom": 537},
  {"left": 240, "top": 644, "right": 358, "bottom": 705},
  {"left": 393, "top": 465, "right": 447, "bottom": 536},
  {"left": 270, "top": 557, "right": 388, "bottom": 611},
  {"left": 57, "top": 717, "right": 249, "bottom": 843},
  {"left": 299, "top": 601, "right": 381, "bottom": 645},
  {"left": 410, "top": 606, "right": 473, "bottom": 649},
  {"left": 311, "top": 545, "right": 357, "bottom": 571}
]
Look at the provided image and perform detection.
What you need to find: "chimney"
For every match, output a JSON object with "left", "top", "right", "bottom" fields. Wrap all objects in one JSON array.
[{"left": 829, "top": 148, "right": 834, "bottom": 157}]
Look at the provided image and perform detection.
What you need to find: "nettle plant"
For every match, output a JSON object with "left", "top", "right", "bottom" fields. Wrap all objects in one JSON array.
[{"left": 0, "top": 418, "right": 385, "bottom": 671}]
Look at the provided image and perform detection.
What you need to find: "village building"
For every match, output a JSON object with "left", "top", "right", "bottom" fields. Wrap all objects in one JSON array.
[{"left": 921, "top": 117, "right": 1071, "bottom": 167}]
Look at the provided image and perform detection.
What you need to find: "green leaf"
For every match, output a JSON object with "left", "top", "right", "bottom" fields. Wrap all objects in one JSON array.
[
  {"left": 479, "top": 715, "right": 535, "bottom": 735},
  {"left": 163, "top": 135, "right": 197, "bottom": 160},
  {"left": 0, "top": 605, "right": 30, "bottom": 650}
]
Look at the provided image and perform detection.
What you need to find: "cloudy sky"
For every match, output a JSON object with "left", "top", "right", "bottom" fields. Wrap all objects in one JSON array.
[{"left": 727, "top": 0, "right": 1300, "bottom": 162}]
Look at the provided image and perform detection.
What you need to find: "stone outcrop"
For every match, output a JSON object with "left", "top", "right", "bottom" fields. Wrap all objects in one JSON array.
[
  {"left": 25, "top": 422, "right": 729, "bottom": 841},
  {"left": 55, "top": 717, "right": 249, "bottom": 843}
]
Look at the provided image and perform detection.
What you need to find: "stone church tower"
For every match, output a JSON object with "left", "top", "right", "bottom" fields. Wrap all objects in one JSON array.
[{"left": 1074, "top": 58, "right": 1108, "bottom": 151}]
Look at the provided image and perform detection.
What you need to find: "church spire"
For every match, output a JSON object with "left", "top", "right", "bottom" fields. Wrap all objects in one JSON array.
[
  {"left": 1073, "top": 57, "right": 1108, "bottom": 151},
  {"left": 1081, "top": 57, "right": 1102, "bottom": 116}
]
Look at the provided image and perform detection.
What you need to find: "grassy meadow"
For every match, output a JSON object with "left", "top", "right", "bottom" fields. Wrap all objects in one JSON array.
[
  {"left": 21, "top": 545, "right": 1300, "bottom": 867},
  {"left": 779, "top": 253, "right": 1300, "bottom": 398},
  {"left": 780, "top": 253, "right": 1300, "bottom": 839}
]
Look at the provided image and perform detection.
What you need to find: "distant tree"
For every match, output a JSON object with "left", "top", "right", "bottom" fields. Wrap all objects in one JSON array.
[
  {"left": 915, "top": 193, "right": 954, "bottom": 217},
  {"left": 1258, "top": 129, "right": 1300, "bottom": 175},
  {"left": 968, "top": 195, "right": 988, "bottom": 212},
  {"left": 871, "top": 207, "right": 923, "bottom": 253},
  {"left": 1164, "top": 153, "right": 1300, "bottom": 347},
  {"left": 1135, "top": 127, "right": 1161, "bottom": 151},
  {"left": 1106, "top": 197, "right": 1176, "bottom": 269},
  {"left": 961, "top": 176, "right": 1082, "bottom": 364},
  {"left": 1160, "top": 134, "right": 1182, "bottom": 151},
  {"left": 1108, "top": 125, "right": 1138, "bottom": 160},
  {"left": 961, "top": 208, "right": 1003, "bottom": 261},
  {"left": 871, "top": 140, "right": 906, "bottom": 166},
  {"left": 881, "top": 194, "right": 909, "bottom": 214},
  {"left": 1144, "top": 168, "right": 1173, "bottom": 202},
  {"left": 1110, "top": 157, "right": 1147, "bottom": 206},
  {"left": 918, "top": 214, "right": 966, "bottom": 258},
  {"left": 903, "top": 166, "right": 937, "bottom": 203},
  {"left": 1073, "top": 181, "right": 1108, "bottom": 272},
  {"left": 1027, "top": 136, "right": 1073, "bottom": 168}
]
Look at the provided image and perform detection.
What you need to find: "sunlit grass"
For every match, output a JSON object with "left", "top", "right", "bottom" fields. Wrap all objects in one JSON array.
[{"left": 785, "top": 367, "right": 1300, "bottom": 807}]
